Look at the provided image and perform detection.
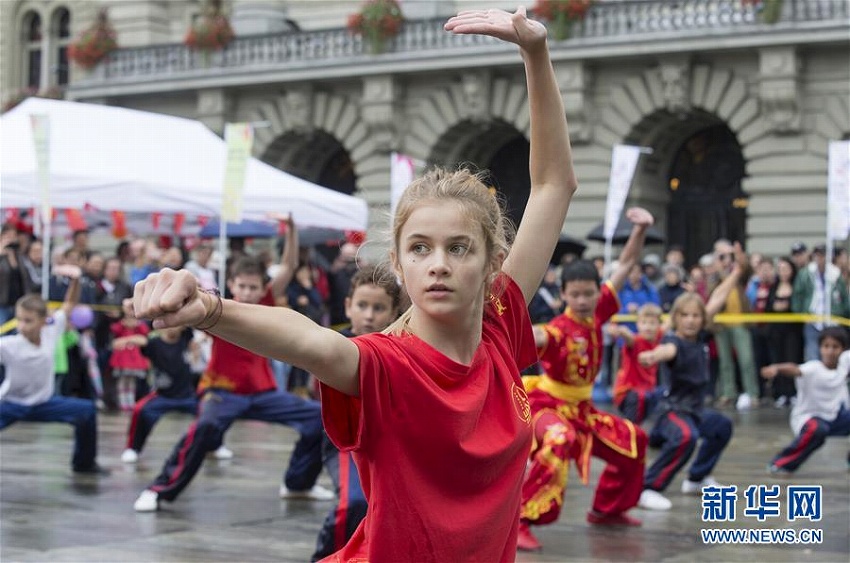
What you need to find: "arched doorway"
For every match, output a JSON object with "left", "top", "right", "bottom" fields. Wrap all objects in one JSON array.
[
  {"left": 667, "top": 124, "right": 747, "bottom": 264},
  {"left": 624, "top": 110, "right": 747, "bottom": 268},
  {"left": 260, "top": 130, "right": 356, "bottom": 195},
  {"left": 429, "top": 119, "right": 530, "bottom": 228}
]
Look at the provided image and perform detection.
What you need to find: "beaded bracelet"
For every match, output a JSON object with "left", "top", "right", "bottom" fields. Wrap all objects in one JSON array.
[{"left": 195, "top": 288, "right": 223, "bottom": 331}]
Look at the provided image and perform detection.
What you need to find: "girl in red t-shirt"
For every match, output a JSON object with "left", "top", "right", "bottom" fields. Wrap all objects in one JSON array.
[
  {"left": 132, "top": 7, "right": 579, "bottom": 562},
  {"left": 110, "top": 300, "right": 150, "bottom": 411}
]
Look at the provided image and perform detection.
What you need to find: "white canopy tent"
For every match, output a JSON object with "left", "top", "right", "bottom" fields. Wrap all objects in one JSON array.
[{"left": 0, "top": 98, "right": 368, "bottom": 231}]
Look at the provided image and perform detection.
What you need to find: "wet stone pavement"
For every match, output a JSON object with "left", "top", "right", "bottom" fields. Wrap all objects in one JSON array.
[{"left": 1, "top": 404, "right": 847, "bottom": 562}]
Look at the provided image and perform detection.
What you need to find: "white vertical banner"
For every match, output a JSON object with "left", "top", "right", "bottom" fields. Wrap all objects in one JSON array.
[
  {"left": 825, "top": 140, "right": 850, "bottom": 322},
  {"left": 30, "top": 114, "right": 52, "bottom": 300},
  {"left": 390, "top": 152, "right": 415, "bottom": 223},
  {"left": 603, "top": 144, "right": 642, "bottom": 266},
  {"left": 30, "top": 115, "right": 51, "bottom": 223},
  {"left": 826, "top": 140, "right": 850, "bottom": 241},
  {"left": 220, "top": 123, "right": 254, "bottom": 223}
]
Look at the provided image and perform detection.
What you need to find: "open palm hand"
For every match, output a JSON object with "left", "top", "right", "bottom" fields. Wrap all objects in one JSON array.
[{"left": 445, "top": 7, "right": 546, "bottom": 52}]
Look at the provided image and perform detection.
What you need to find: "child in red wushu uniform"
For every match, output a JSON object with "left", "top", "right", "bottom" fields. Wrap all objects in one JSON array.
[
  {"left": 132, "top": 7, "right": 579, "bottom": 562},
  {"left": 610, "top": 302, "right": 665, "bottom": 424},
  {"left": 518, "top": 207, "right": 656, "bottom": 552}
]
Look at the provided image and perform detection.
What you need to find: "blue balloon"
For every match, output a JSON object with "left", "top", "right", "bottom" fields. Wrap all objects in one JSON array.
[{"left": 70, "top": 306, "right": 94, "bottom": 330}]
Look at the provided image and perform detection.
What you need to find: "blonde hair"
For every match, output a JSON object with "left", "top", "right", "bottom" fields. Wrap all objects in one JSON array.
[
  {"left": 384, "top": 168, "right": 514, "bottom": 336},
  {"left": 636, "top": 302, "right": 663, "bottom": 321},
  {"left": 668, "top": 292, "right": 707, "bottom": 332}
]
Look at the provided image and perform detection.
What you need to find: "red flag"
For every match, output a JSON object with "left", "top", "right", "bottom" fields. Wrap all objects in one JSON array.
[
  {"left": 152, "top": 212, "right": 163, "bottom": 230},
  {"left": 111, "top": 211, "right": 127, "bottom": 239},
  {"left": 65, "top": 209, "right": 88, "bottom": 232},
  {"left": 173, "top": 213, "right": 185, "bottom": 235},
  {"left": 345, "top": 230, "right": 366, "bottom": 246},
  {"left": 197, "top": 215, "right": 210, "bottom": 227}
]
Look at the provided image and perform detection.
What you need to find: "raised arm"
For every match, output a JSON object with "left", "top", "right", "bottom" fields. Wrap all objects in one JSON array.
[
  {"left": 607, "top": 208, "right": 653, "bottom": 292},
  {"left": 268, "top": 213, "right": 299, "bottom": 299},
  {"left": 704, "top": 242, "right": 746, "bottom": 319},
  {"left": 760, "top": 363, "right": 802, "bottom": 379},
  {"left": 54, "top": 264, "right": 82, "bottom": 318},
  {"left": 133, "top": 269, "right": 361, "bottom": 396},
  {"left": 446, "top": 8, "right": 577, "bottom": 303}
]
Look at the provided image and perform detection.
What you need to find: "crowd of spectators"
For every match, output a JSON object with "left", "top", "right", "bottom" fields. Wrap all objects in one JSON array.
[
  {"left": 0, "top": 221, "right": 363, "bottom": 410},
  {"left": 2, "top": 219, "right": 848, "bottom": 413},
  {"left": 529, "top": 239, "right": 850, "bottom": 410}
]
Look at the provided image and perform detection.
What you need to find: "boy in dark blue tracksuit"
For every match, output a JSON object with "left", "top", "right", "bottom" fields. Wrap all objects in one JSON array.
[{"left": 119, "top": 326, "right": 200, "bottom": 463}]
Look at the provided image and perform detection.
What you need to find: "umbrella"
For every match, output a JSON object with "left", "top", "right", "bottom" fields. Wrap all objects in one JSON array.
[
  {"left": 551, "top": 234, "right": 587, "bottom": 264},
  {"left": 199, "top": 219, "right": 277, "bottom": 238},
  {"left": 587, "top": 216, "right": 665, "bottom": 245}
]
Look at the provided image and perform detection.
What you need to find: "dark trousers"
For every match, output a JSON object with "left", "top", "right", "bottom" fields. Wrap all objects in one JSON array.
[
  {"left": 771, "top": 409, "right": 850, "bottom": 472},
  {"left": 149, "top": 389, "right": 323, "bottom": 501},
  {"left": 617, "top": 387, "right": 665, "bottom": 424},
  {"left": 0, "top": 397, "right": 98, "bottom": 470},
  {"left": 644, "top": 409, "right": 733, "bottom": 492},
  {"left": 312, "top": 434, "right": 368, "bottom": 561},
  {"left": 126, "top": 392, "right": 198, "bottom": 452}
]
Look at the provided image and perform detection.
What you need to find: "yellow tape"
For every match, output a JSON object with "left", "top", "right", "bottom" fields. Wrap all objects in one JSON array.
[
  {"left": 0, "top": 301, "right": 124, "bottom": 335},
  {"left": 610, "top": 313, "right": 850, "bottom": 328}
]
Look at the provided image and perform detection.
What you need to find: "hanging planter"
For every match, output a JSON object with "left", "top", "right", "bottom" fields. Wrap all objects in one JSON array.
[
  {"left": 68, "top": 8, "right": 118, "bottom": 69},
  {"left": 185, "top": 0, "right": 235, "bottom": 61},
  {"left": 347, "top": 0, "right": 404, "bottom": 55},
  {"left": 533, "top": 0, "right": 593, "bottom": 41}
]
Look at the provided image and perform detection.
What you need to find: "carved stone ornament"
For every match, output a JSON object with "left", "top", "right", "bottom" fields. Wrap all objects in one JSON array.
[
  {"left": 759, "top": 47, "right": 801, "bottom": 133},
  {"left": 555, "top": 61, "right": 591, "bottom": 144},
  {"left": 361, "top": 75, "right": 399, "bottom": 152},
  {"left": 284, "top": 87, "right": 313, "bottom": 133},
  {"left": 658, "top": 57, "right": 691, "bottom": 115},
  {"left": 460, "top": 71, "right": 491, "bottom": 123}
]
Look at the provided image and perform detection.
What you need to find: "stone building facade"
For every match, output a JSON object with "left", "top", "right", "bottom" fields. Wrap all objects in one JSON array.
[{"left": 2, "top": 0, "right": 848, "bottom": 264}]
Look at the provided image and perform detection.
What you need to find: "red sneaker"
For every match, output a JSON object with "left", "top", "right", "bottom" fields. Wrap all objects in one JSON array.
[
  {"left": 517, "top": 521, "right": 542, "bottom": 551},
  {"left": 586, "top": 510, "right": 642, "bottom": 527}
]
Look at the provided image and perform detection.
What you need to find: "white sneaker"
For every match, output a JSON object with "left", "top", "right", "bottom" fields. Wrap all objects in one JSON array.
[
  {"left": 736, "top": 393, "right": 752, "bottom": 411},
  {"left": 682, "top": 476, "right": 722, "bottom": 495},
  {"left": 279, "top": 484, "right": 335, "bottom": 501},
  {"left": 212, "top": 446, "right": 234, "bottom": 460},
  {"left": 700, "top": 476, "right": 722, "bottom": 488},
  {"left": 638, "top": 489, "right": 672, "bottom": 511},
  {"left": 133, "top": 489, "right": 159, "bottom": 512},
  {"left": 773, "top": 396, "right": 788, "bottom": 408},
  {"left": 121, "top": 449, "right": 139, "bottom": 464}
]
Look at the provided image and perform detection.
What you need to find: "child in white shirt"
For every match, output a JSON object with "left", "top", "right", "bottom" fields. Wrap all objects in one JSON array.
[
  {"left": 761, "top": 326, "right": 850, "bottom": 473},
  {"left": 0, "top": 267, "right": 108, "bottom": 474}
]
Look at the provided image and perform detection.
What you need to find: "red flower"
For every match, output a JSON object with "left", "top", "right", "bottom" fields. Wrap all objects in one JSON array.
[
  {"left": 347, "top": 0, "right": 404, "bottom": 41},
  {"left": 185, "top": 0, "right": 235, "bottom": 51},
  {"left": 533, "top": 0, "right": 593, "bottom": 23},
  {"left": 68, "top": 9, "right": 118, "bottom": 69}
]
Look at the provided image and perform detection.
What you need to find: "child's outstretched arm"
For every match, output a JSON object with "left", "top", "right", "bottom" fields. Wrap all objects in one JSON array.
[
  {"left": 638, "top": 342, "right": 677, "bottom": 367},
  {"left": 606, "top": 323, "right": 635, "bottom": 346},
  {"left": 269, "top": 213, "right": 299, "bottom": 299},
  {"left": 446, "top": 7, "right": 577, "bottom": 303},
  {"left": 607, "top": 207, "right": 653, "bottom": 292},
  {"left": 705, "top": 242, "right": 747, "bottom": 319},
  {"left": 761, "top": 363, "right": 803, "bottom": 379},
  {"left": 133, "top": 269, "right": 361, "bottom": 396}
]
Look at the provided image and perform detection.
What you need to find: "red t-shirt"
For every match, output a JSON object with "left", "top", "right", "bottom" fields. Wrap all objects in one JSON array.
[
  {"left": 538, "top": 281, "right": 620, "bottom": 386},
  {"left": 198, "top": 287, "right": 278, "bottom": 395},
  {"left": 319, "top": 275, "right": 536, "bottom": 562},
  {"left": 612, "top": 329, "right": 663, "bottom": 403}
]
